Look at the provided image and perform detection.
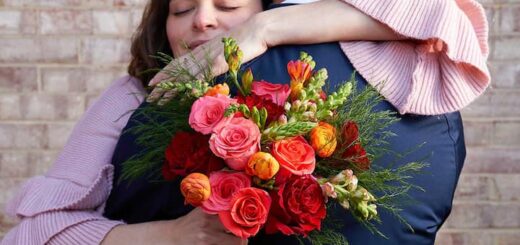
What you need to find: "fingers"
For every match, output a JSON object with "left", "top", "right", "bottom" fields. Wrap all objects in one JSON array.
[
  {"left": 157, "top": 90, "right": 177, "bottom": 106},
  {"left": 147, "top": 37, "right": 231, "bottom": 105},
  {"left": 188, "top": 41, "right": 229, "bottom": 79},
  {"left": 146, "top": 87, "right": 166, "bottom": 103},
  {"left": 210, "top": 54, "right": 228, "bottom": 77},
  {"left": 188, "top": 207, "right": 206, "bottom": 219},
  {"left": 184, "top": 208, "right": 246, "bottom": 245},
  {"left": 148, "top": 67, "right": 170, "bottom": 87},
  {"left": 186, "top": 47, "right": 214, "bottom": 80},
  {"left": 205, "top": 231, "right": 243, "bottom": 245}
]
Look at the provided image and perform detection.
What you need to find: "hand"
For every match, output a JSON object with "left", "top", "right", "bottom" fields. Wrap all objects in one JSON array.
[
  {"left": 101, "top": 208, "right": 247, "bottom": 245},
  {"left": 147, "top": 16, "right": 268, "bottom": 105},
  {"left": 170, "top": 208, "right": 247, "bottom": 245}
]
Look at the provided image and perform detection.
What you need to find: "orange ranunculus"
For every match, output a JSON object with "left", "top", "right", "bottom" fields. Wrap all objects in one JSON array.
[
  {"left": 246, "top": 152, "right": 280, "bottom": 180},
  {"left": 180, "top": 173, "right": 211, "bottom": 206},
  {"left": 310, "top": 122, "right": 337, "bottom": 158},
  {"left": 204, "top": 83, "right": 230, "bottom": 97},
  {"left": 287, "top": 60, "right": 312, "bottom": 100}
]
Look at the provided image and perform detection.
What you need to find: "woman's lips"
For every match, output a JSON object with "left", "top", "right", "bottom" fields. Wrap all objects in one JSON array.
[{"left": 188, "top": 40, "right": 209, "bottom": 50}]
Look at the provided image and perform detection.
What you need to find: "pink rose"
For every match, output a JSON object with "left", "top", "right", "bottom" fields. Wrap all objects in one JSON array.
[
  {"left": 202, "top": 171, "right": 251, "bottom": 214},
  {"left": 252, "top": 81, "right": 290, "bottom": 106},
  {"left": 189, "top": 94, "right": 236, "bottom": 135},
  {"left": 209, "top": 117, "right": 261, "bottom": 170}
]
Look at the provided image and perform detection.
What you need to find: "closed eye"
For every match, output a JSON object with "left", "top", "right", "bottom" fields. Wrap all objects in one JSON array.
[
  {"left": 173, "top": 8, "right": 194, "bottom": 16},
  {"left": 217, "top": 6, "right": 239, "bottom": 11}
]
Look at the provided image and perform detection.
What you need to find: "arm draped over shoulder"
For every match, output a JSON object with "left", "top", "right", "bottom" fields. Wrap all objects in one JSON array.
[
  {"left": 339, "top": 0, "right": 490, "bottom": 115},
  {"left": 1, "top": 1, "right": 490, "bottom": 242}
]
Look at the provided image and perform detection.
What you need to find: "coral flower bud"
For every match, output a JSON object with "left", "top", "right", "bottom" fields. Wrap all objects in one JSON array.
[
  {"left": 310, "top": 122, "right": 337, "bottom": 157},
  {"left": 246, "top": 152, "right": 280, "bottom": 180},
  {"left": 204, "top": 83, "right": 230, "bottom": 97},
  {"left": 241, "top": 68, "right": 254, "bottom": 94},
  {"left": 180, "top": 173, "right": 211, "bottom": 206},
  {"left": 321, "top": 182, "right": 337, "bottom": 202},
  {"left": 287, "top": 60, "right": 312, "bottom": 84}
]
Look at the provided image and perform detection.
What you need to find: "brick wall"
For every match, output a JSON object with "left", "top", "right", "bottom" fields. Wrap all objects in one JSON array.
[
  {"left": 435, "top": 0, "right": 520, "bottom": 244},
  {"left": 0, "top": 0, "right": 145, "bottom": 238},
  {"left": 0, "top": 0, "right": 518, "bottom": 244}
]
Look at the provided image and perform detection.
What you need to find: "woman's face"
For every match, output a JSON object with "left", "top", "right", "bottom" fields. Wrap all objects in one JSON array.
[{"left": 167, "top": 0, "right": 263, "bottom": 57}]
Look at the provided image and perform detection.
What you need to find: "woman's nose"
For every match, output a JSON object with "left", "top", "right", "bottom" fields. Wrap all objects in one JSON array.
[{"left": 192, "top": 5, "right": 218, "bottom": 31}]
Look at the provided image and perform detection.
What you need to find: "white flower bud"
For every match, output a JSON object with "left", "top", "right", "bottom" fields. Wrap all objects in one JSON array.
[
  {"left": 278, "top": 115, "right": 288, "bottom": 125},
  {"left": 284, "top": 102, "right": 291, "bottom": 112}
]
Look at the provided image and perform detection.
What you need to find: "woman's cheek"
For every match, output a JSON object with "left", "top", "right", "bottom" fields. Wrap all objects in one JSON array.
[{"left": 166, "top": 18, "right": 188, "bottom": 57}]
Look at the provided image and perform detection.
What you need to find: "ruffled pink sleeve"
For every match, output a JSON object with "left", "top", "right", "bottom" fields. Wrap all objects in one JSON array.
[
  {"left": 1, "top": 76, "right": 145, "bottom": 245},
  {"left": 340, "top": 0, "right": 490, "bottom": 115}
]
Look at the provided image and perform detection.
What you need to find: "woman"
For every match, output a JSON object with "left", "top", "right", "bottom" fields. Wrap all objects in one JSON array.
[{"left": 1, "top": 0, "right": 488, "bottom": 244}]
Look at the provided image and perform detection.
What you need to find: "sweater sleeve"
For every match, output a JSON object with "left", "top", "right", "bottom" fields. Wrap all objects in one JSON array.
[
  {"left": 339, "top": 0, "right": 490, "bottom": 115},
  {"left": 1, "top": 76, "right": 146, "bottom": 245}
]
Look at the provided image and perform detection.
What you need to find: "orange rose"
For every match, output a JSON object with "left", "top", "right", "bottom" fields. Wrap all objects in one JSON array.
[
  {"left": 204, "top": 83, "right": 230, "bottom": 97},
  {"left": 272, "top": 136, "right": 315, "bottom": 175},
  {"left": 180, "top": 173, "right": 211, "bottom": 206},
  {"left": 310, "top": 122, "right": 337, "bottom": 158},
  {"left": 246, "top": 152, "right": 280, "bottom": 180}
]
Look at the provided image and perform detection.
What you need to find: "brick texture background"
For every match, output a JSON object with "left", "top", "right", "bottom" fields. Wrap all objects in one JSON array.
[{"left": 0, "top": 0, "right": 518, "bottom": 244}]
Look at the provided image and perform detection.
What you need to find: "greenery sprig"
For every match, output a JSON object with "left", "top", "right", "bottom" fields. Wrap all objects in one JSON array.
[
  {"left": 156, "top": 79, "right": 210, "bottom": 99},
  {"left": 262, "top": 121, "right": 317, "bottom": 143},
  {"left": 224, "top": 104, "right": 268, "bottom": 129},
  {"left": 119, "top": 98, "right": 194, "bottom": 184},
  {"left": 316, "top": 80, "right": 353, "bottom": 121}
]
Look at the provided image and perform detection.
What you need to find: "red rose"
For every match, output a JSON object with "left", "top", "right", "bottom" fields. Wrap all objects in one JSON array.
[
  {"left": 265, "top": 175, "right": 326, "bottom": 237},
  {"left": 341, "top": 121, "right": 359, "bottom": 147},
  {"left": 218, "top": 187, "right": 271, "bottom": 239},
  {"left": 339, "top": 121, "right": 370, "bottom": 170},
  {"left": 237, "top": 94, "right": 285, "bottom": 124},
  {"left": 342, "top": 143, "right": 370, "bottom": 170},
  {"left": 271, "top": 136, "right": 315, "bottom": 175},
  {"left": 162, "top": 131, "right": 225, "bottom": 180}
]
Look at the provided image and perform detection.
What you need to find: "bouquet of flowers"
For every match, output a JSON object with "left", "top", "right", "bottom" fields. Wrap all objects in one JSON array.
[{"left": 121, "top": 38, "right": 426, "bottom": 244}]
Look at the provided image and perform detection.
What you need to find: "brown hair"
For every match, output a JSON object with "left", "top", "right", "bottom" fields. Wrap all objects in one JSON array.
[
  {"left": 128, "top": 0, "right": 272, "bottom": 88},
  {"left": 128, "top": 0, "right": 172, "bottom": 89}
]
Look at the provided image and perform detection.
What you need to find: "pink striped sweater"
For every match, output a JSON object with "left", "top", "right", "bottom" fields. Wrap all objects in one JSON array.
[{"left": 2, "top": 1, "right": 489, "bottom": 244}]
